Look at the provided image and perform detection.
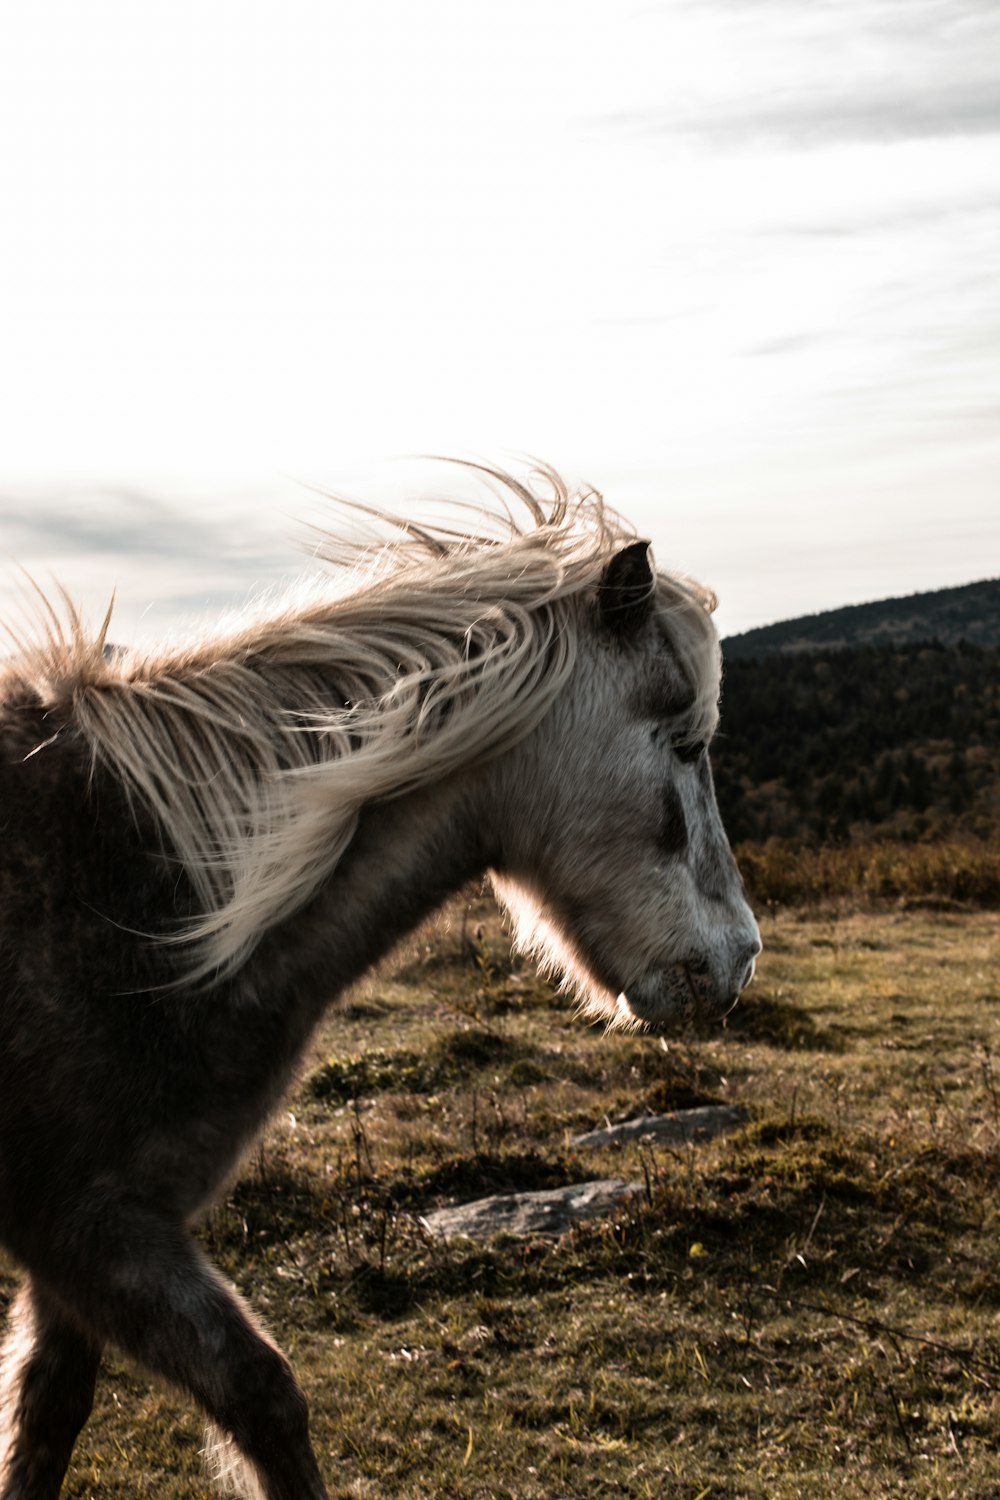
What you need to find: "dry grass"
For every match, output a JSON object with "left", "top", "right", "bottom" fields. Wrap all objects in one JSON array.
[
  {"left": 736, "top": 839, "right": 1000, "bottom": 909},
  {"left": 2, "top": 896, "right": 999, "bottom": 1498}
]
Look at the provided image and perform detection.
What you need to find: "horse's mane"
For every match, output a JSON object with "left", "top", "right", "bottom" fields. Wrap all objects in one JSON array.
[{"left": 2, "top": 463, "right": 721, "bottom": 983}]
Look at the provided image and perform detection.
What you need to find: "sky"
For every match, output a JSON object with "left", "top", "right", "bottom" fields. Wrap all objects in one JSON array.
[{"left": 1, "top": 0, "right": 997, "bottom": 641}]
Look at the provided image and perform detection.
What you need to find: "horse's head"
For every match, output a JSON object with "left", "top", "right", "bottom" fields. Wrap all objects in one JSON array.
[{"left": 491, "top": 540, "right": 760, "bottom": 1030}]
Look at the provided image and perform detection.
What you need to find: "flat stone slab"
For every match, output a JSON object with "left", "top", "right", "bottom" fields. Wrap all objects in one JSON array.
[
  {"left": 571, "top": 1104, "right": 747, "bottom": 1150},
  {"left": 420, "top": 1179, "right": 644, "bottom": 1242}
]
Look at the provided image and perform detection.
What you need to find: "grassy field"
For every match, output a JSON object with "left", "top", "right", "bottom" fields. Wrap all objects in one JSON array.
[{"left": 2, "top": 896, "right": 999, "bottom": 1498}]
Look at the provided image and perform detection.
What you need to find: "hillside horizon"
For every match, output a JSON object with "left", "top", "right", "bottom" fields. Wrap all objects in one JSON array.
[{"left": 723, "top": 576, "right": 1000, "bottom": 658}]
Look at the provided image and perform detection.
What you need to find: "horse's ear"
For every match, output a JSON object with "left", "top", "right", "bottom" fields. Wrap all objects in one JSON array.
[{"left": 598, "top": 540, "right": 654, "bottom": 634}]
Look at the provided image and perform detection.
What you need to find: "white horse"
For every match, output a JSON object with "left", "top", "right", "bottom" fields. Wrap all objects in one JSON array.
[{"left": 0, "top": 463, "right": 759, "bottom": 1499}]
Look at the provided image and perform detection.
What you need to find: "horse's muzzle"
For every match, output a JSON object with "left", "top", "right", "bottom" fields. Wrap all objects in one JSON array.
[{"left": 617, "top": 933, "right": 761, "bottom": 1029}]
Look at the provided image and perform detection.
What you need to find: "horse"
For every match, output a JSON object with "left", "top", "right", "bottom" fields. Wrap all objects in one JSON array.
[{"left": 0, "top": 463, "right": 760, "bottom": 1499}]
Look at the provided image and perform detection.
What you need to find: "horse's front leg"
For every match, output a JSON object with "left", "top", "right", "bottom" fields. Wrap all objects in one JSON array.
[
  {"left": 0, "top": 1279, "right": 102, "bottom": 1500},
  {"left": 50, "top": 1208, "right": 328, "bottom": 1500}
]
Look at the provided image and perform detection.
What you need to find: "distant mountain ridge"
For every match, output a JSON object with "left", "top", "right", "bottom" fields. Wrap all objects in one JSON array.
[{"left": 723, "top": 578, "right": 1000, "bottom": 659}]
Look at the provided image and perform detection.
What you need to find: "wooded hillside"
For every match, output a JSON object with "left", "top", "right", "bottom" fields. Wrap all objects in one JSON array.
[{"left": 712, "top": 639, "right": 999, "bottom": 844}]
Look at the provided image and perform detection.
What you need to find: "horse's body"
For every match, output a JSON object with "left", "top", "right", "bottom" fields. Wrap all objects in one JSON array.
[{"left": 0, "top": 467, "right": 759, "bottom": 1498}]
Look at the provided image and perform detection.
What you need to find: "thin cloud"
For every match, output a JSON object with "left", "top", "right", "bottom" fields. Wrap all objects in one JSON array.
[
  {"left": 620, "top": 0, "right": 1000, "bottom": 150},
  {"left": 0, "top": 501, "right": 197, "bottom": 563},
  {"left": 766, "top": 195, "right": 996, "bottom": 240},
  {"left": 706, "top": 86, "right": 1000, "bottom": 150},
  {"left": 0, "top": 489, "right": 283, "bottom": 569},
  {"left": 744, "top": 331, "right": 833, "bottom": 358}
]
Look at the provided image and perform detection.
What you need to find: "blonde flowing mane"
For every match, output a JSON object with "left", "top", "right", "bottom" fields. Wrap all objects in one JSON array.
[{"left": 3, "top": 463, "right": 720, "bottom": 982}]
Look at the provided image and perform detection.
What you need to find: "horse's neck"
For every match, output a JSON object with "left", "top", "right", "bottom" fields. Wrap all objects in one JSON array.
[{"left": 249, "top": 765, "right": 496, "bottom": 1033}]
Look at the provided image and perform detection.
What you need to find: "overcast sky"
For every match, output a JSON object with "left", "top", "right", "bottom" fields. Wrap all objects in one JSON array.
[{"left": 1, "top": 0, "right": 997, "bottom": 640}]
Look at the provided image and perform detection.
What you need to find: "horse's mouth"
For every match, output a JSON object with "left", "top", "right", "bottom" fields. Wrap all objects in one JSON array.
[{"left": 616, "top": 964, "right": 742, "bottom": 1030}]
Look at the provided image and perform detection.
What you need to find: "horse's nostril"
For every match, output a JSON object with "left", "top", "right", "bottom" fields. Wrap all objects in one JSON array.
[{"left": 737, "top": 949, "right": 758, "bottom": 992}]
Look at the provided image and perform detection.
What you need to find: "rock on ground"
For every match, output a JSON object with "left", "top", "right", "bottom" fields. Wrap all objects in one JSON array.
[
  {"left": 419, "top": 1178, "right": 644, "bottom": 1242},
  {"left": 571, "top": 1103, "right": 746, "bottom": 1150},
  {"left": 418, "top": 1108, "right": 747, "bottom": 1243}
]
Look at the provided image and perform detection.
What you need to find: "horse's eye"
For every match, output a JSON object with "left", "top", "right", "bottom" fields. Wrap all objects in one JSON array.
[{"left": 673, "top": 740, "right": 705, "bottom": 765}]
